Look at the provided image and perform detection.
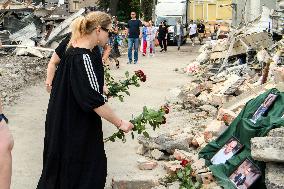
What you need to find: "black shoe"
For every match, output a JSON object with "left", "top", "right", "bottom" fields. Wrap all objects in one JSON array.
[
  {"left": 116, "top": 61, "right": 120, "bottom": 69},
  {"left": 178, "top": 47, "right": 180, "bottom": 51},
  {"left": 160, "top": 49, "right": 164, "bottom": 52}
]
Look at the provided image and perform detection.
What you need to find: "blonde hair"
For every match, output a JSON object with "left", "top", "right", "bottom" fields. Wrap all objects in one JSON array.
[{"left": 69, "top": 11, "right": 111, "bottom": 47}]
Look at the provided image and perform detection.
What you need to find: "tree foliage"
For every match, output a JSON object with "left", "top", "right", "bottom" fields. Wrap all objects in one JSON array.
[
  {"left": 97, "top": 0, "right": 154, "bottom": 22},
  {"left": 141, "top": 0, "right": 154, "bottom": 21}
]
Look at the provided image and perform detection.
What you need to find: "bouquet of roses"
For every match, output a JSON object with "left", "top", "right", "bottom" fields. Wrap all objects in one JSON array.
[
  {"left": 104, "top": 105, "right": 170, "bottom": 143},
  {"left": 104, "top": 66, "right": 146, "bottom": 102}
]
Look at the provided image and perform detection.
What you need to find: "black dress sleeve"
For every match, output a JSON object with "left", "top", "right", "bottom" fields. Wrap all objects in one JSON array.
[
  {"left": 70, "top": 54, "right": 106, "bottom": 112},
  {"left": 55, "top": 34, "right": 71, "bottom": 59}
]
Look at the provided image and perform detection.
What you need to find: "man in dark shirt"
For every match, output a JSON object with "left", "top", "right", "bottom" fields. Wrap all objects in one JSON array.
[
  {"left": 197, "top": 20, "right": 206, "bottom": 45},
  {"left": 126, "top": 11, "right": 142, "bottom": 64},
  {"left": 158, "top": 21, "right": 168, "bottom": 52}
]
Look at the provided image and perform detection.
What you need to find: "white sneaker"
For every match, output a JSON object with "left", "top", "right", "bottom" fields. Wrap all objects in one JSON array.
[
  {"left": 151, "top": 54, "right": 155, "bottom": 57},
  {"left": 192, "top": 43, "right": 195, "bottom": 46}
]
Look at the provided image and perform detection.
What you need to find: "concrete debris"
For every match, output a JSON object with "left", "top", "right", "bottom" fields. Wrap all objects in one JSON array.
[
  {"left": 0, "top": 55, "right": 48, "bottom": 106},
  {"left": 9, "top": 23, "right": 37, "bottom": 43},
  {"left": 265, "top": 163, "right": 284, "bottom": 189},
  {"left": 112, "top": 175, "right": 160, "bottom": 189},
  {"left": 137, "top": 158, "right": 158, "bottom": 170},
  {"left": 163, "top": 161, "right": 182, "bottom": 174},
  {"left": 251, "top": 137, "right": 284, "bottom": 163},
  {"left": 137, "top": 134, "right": 190, "bottom": 154},
  {"left": 151, "top": 149, "right": 166, "bottom": 160},
  {"left": 268, "top": 127, "right": 284, "bottom": 137}
]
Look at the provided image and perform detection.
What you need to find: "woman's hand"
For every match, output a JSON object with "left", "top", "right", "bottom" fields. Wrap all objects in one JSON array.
[
  {"left": 118, "top": 120, "right": 134, "bottom": 133},
  {"left": 46, "top": 84, "right": 52, "bottom": 93},
  {"left": 103, "top": 85, "right": 109, "bottom": 96}
]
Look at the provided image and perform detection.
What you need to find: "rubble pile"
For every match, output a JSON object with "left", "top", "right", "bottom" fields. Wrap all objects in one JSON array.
[
  {"left": 133, "top": 84, "right": 234, "bottom": 188},
  {"left": 0, "top": 53, "right": 48, "bottom": 105},
  {"left": 251, "top": 127, "right": 284, "bottom": 189},
  {"left": 136, "top": 8, "right": 284, "bottom": 189},
  {"left": 183, "top": 7, "right": 284, "bottom": 110}
]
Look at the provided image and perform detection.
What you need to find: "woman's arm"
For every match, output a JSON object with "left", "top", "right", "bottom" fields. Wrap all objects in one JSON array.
[
  {"left": 94, "top": 104, "right": 133, "bottom": 133},
  {"left": 0, "top": 97, "right": 3, "bottom": 114},
  {"left": 45, "top": 52, "right": 61, "bottom": 93}
]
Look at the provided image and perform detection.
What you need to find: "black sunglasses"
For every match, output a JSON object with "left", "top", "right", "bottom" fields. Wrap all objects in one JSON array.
[{"left": 101, "top": 27, "right": 113, "bottom": 37}]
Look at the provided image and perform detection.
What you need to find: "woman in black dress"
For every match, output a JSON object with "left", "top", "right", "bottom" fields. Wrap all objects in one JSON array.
[{"left": 37, "top": 11, "right": 134, "bottom": 189}]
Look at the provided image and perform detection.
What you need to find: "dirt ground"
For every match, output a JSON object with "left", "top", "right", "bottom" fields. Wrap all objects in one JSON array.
[{"left": 4, "top": 43, "right": 200, "bottom": 189}]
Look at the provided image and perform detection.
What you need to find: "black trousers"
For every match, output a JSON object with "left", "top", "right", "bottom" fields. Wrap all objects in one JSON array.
[{"left": 158, "top": 37, "right": 167, "bottom": 51}]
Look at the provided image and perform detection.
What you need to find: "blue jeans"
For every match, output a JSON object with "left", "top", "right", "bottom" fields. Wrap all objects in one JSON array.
[
  {"left": 176, "top": 35, "right": 182, "bottom": 48},
  {"left": 128, "top": 38, "right": 139, "bottom": 63}
]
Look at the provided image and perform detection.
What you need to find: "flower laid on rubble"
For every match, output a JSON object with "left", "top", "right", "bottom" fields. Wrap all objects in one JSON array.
[
  {"left": 176, "top": 160, "right": 201, "bottom": 189},
  {"left": 161, "top": 105, "right": 170, "bottom": 114},
  {"left": 180, "top": 159, "right": 189, "bottom": 167},
  {"left": 104, "top": 105, "right": 169, "bottom": 143},
  {"left": 104, "top": 66, "right": 147, "bottom": 102}
]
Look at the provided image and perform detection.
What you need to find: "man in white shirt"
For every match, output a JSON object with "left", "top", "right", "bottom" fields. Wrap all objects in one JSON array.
[
  {"left": 188, "top": 20, "right": 197, "bottom": 46},
  {"left": 211, "top": 140, "right": 238, "bottom": 165}
]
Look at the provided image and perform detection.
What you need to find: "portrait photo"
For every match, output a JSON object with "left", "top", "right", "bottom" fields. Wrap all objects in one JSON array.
[
  {"left": 250, "top": 93, "right": 277, "bottom": 123},
  {"left": 229, "top": 158, "right": 261, "bottom": 189},
  {"left": 211, "top": 136, "right": 243, "bottom": 165}
]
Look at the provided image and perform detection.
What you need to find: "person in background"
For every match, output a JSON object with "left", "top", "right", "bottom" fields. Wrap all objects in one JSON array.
[
  {"left": 197, "top": 20, "right": 206, "bottom": 45},
  {"left": 0, "top": 97, "right": 13, "bottom": 189},
  {"left": 102, "top": 43, "right": 112, "bottom": 66},
  {"left": 142, "top": 21, "right": 148, "bottom": 56},
  {"left": 126, "top": 11, "right": 142, "bottom": 64},
  {"left": 174, "top": 19, "right": 184, "bottom": 51},
  {"left": 158, "top": 21, "right": 168, "bottom": 52},
  {"left": 145, "top": 20, "right": 157, "bottom": 57},
  {"left": 37, "top": 11, "right": 134, "bottom": 189},
  {"left": 188, "top": 20, "right": 197, "bottom": 46}
]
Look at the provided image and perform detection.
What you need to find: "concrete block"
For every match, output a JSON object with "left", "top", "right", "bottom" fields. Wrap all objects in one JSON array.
[
  {"left": 173, "top": 149, "right": 196, "bottom": 161},
  {"left": 251, "top": 137, "right": 284, "bottom": 162},
  {"left": 265, "top": 163, "right": 284, "bottom": 189},
  {"left": 217, "top": 108, "right": 237, "bottom": 125},
  {"left": 112, "top": 175, "right": 160, "bottom": 189},
  {"left": 151, "top": 149, "right": 165, "bottom": 160},
  {"left": 137, "top": 158, "right": 158, "bottom": 170},
  {"left": 268, "top": 127, "right": 284, "bottom": 137},
  {"left": 163, "top": 161, "right": 182, "bottom": 174},
  {"left": 204, "top": 120, "right": 228, "bottom": 137}
]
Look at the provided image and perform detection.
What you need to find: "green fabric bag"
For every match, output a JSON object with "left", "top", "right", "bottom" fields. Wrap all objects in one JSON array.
[{"left": 199, "top": 88, "right": 284, "bottom": 189}]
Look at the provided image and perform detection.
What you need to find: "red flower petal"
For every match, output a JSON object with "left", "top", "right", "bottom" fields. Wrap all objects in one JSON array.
[{"left": 180, "top": 159, "right": 189, "bottom": 167}]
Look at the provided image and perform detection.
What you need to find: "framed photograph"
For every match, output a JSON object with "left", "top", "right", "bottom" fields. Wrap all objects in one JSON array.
[
  {"left": 250, "top": 93, "right": 278, "bottom": 123},
  {"left": 229, "top": 158, "right": 262, "bottom": 189},
  {"left": 211, "top": 136, "right": 243, "bottom": 165}
]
